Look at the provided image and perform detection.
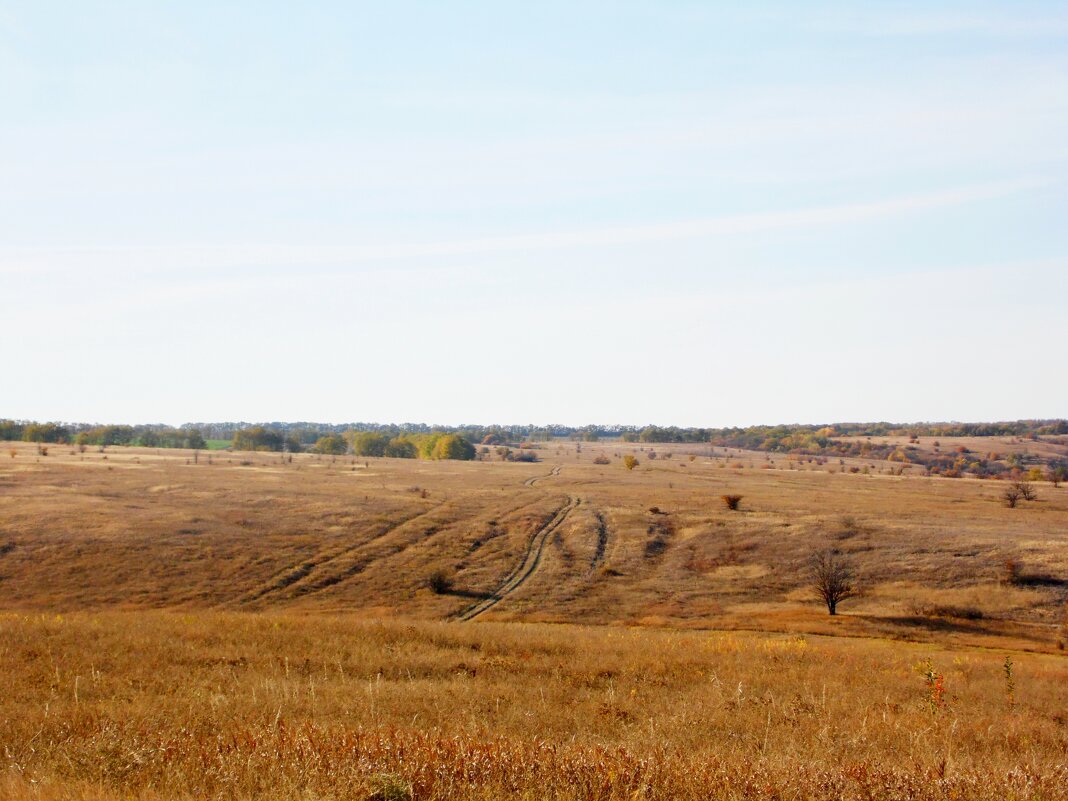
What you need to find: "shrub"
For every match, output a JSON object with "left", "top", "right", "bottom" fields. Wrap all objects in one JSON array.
[
  {"left": 1002, "top": 486, "right": 1021, "bottom": 508},
  {"left": 592, "top": 455, "right": 610, "bottom": 465},
  {"left": 427, "top": 570, "right": 453, "bottom": 595},
  {"left": 511, "top": 450, "right": 537, "bottom": 462},
  {"left": 910, "top": 602, "right": 984, "bottom": 620},
  {"left": 623, "top": 455, "right": 639, "bottom": 470},
  {"left": 1001, "top": 558, "right": 1021, "bottom": 586},
  {"left": 721, "top": 494, "right": 742, "bottom": 511}
]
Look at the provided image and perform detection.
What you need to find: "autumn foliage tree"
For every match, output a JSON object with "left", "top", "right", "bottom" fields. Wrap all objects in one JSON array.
[
  {"left": 312, "top": 435, "right": 348, "bottom": 455},
  {"left": 430, "top": 434, "right": 476, "bottom": 461}
]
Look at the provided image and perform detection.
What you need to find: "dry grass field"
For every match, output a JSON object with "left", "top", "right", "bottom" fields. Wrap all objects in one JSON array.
[
  {"left": 2, "top": 438, "right": 1067, "bottom": 799},
  {"left": 2, "top": 613, "right": 1067, "bottom": 801}
]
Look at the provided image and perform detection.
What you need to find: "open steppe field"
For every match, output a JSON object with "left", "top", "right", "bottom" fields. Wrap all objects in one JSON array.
[
  {"left": 2, "top": 439, "right": 1067, "bottom": 799},
  {"left": 1, "top": 440, "right": 1066, "bottom": 644}
]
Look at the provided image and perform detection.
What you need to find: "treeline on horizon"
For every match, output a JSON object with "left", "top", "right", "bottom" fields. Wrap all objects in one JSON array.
[{"left": 3, "top": 418, "right": 1066, "bottom": 455}]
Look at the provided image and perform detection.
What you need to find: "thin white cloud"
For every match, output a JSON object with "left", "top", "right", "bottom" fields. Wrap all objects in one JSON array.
[
  {"left": 806, "top": 10, "right": 1068, "bottom": 37},
  {"left": 0, "top": 177, "right": 1048, "bottom": 277}
]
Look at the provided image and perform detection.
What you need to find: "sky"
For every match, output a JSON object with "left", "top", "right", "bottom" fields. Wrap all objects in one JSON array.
[{"left": 2, "top": 1, "right": 1066, "bottom": 427}]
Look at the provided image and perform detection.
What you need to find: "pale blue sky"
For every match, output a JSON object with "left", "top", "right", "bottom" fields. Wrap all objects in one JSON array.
[{"left": 3, "top": 2, "right": 1066, "bottom": 426}]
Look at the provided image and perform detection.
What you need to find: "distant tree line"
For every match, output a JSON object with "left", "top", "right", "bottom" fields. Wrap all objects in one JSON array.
[
  {"left": 0, "top": 420, "right": 207, "bottom": 448},
  {"left": 120, "top": 418, "right": 1068, "bottom": 447},
  {"left": 4, "top": 417, "right": 1065, "bottom": 461},
  {"left": 227, "top": 427, "right": 476, "bottom": 461}
]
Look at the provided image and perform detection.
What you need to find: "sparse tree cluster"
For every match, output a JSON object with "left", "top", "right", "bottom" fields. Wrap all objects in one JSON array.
[
  {"left": 1002, "top": 480, "right": 1037, "bottom": 508},
  {"left": 346, "top": 431, "right": 475, "bottom": 461}
]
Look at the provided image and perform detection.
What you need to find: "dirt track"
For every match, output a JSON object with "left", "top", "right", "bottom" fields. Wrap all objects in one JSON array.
[{"left": 457, "top": 495, "right": 579, "bottom": 620}]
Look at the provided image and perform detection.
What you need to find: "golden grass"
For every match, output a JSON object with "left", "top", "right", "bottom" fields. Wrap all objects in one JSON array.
[
  {"left": 1, "top": 612, "right": 1067, "bottom": 800},
  {"left": 1, "top": 440, "right": 1065, "bottom": 648},
  {"left": 2, "top": 439, "right": 1068, "bottom": 798}
]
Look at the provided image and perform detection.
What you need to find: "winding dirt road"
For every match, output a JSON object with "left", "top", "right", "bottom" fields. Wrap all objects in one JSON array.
[
  {"left": 457, "top": 495, "right": 579, "bottom": 621},
  {"left": 523, "top": 465, "right": 561, "bottom": 487}
]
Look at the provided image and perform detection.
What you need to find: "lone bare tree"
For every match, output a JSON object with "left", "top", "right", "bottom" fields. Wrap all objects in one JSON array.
[
  {"left": 1002, "top": 485, "right": 1022, "bottom": 508},
  {"left": 809, "top": 549, "right": 857, "bottom": 615}
]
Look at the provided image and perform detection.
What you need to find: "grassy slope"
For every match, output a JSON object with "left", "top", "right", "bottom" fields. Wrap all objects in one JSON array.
[{"left": 0, "top": 440, "right": 1065, "bottom": 648}]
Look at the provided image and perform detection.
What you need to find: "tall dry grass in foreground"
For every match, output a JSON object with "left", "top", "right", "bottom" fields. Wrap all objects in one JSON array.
[{"left": 2, "top": 612, "right": 1066, "bottom": 800}]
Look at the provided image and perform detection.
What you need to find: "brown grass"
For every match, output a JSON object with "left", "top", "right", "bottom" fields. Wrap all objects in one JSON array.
[
  {"left": 2, "top": 439, "right": 1068, "bottom": 798},
  {"left": 1, "top": 612, "right": 1067, "bottom": 801},
  {"left": 1, "top": 440, "right": 1066, "bottom": 643}
]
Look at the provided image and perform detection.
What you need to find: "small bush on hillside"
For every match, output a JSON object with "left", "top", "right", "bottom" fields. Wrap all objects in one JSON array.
[
  {"left": 427, "top": 570, "right": 453, "bottom": 595},
  {"left": 721, "top": 494, "right": 742, "bottom": 511},
  {"left": 1002, "top": 486, "right": 1021, "bottom": 508},
  {"left": 909, "top": 602, "right": 984, "bottom": 620},
  {"left": 511, "top": 450, "right": 537, "bottom": 462},
  {"left": 623, "top": 455, "right": 639, "bottom": 470},
  {"left": 1001, "top": 558, "right": 1021, "bottom": 586},
  {"left": 592, "top": 455, "right": 610, "bottom": 465}
]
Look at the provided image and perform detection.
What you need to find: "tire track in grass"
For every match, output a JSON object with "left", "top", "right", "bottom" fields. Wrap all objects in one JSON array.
[
  {"left": 523, "top": 465, "right": 561, "bottom": 487},
  {"left": 457, "top": 495, "right": 579, "bottom": 621},
  {"left": 292, "top": 497, "right": 553, "bottom": 601},
  {"left": 237, "top": 503, "right": 445, "bottom": 605}
]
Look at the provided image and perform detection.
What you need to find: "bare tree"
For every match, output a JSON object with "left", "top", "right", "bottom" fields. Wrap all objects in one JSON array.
[
  {"left": 809, "top": 549, "right": 857, "bottom": 615},
  {"left": 1002, "top": 486, "right": 1021, "bottom": 508},
  {"left": 1015, "top": 480, "right": 1036, "bottom": 501}
]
